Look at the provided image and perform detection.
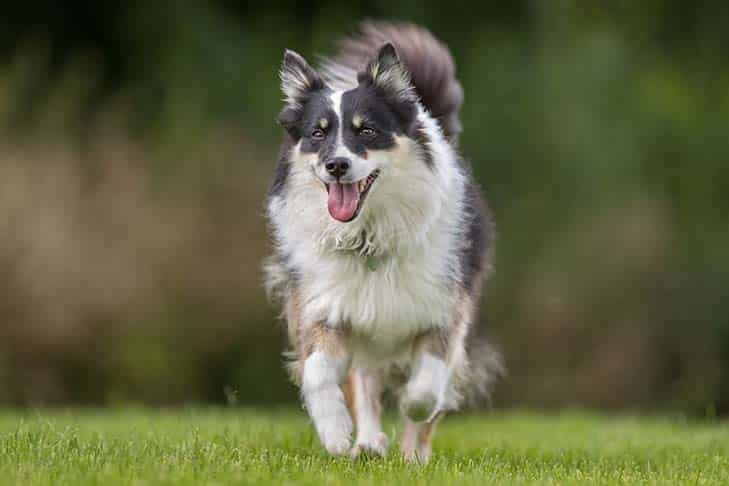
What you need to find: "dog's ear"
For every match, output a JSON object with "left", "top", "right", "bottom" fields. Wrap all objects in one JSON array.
[
  {"left": 359, "top": 43, "right": 416, "bottom": 104},
  {"left": 278, "top": 49, "right": 325, "bottom": 139},
  {"left": 280, "top": 50, "right": 325, "bottom": 109},
  {"left": 278, "top": 50, "right": 325, "bottom": 138}
]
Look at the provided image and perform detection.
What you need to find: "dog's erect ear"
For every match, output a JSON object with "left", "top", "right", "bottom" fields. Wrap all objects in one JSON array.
[
  {"left": 359, "top": 43, "right": 416, "bottom": 104},
  {"left": 280, "top": 49, "right": 325, "bottom": 109},
  {"left": 278, "top": 50, "right": 325, "bottom": 138}
]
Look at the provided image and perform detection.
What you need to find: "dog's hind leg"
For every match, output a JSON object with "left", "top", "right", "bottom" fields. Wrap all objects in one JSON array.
[{"left": 348, "top": 368, "right": 389, "bottom": 458}]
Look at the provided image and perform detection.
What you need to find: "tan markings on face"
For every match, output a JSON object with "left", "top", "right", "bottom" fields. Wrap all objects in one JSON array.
[
  {"left": 385, "top": 135, "right": 410, "bottom": 164},
  {"left": 319, "top": 118, "right": 329, "bottom": 130},
  {"left": 352, "top": 115, "right": 363, "bottom": 129}
]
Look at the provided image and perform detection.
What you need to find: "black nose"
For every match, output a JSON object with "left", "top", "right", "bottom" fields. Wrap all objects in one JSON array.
[{"left": 325, "top": 158, "right": 350, "bottom": 178}]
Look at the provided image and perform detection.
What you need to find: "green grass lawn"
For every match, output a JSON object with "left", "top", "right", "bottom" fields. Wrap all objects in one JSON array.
[{"left": 0, "top": 409, "right": 727, "bottom": 485}]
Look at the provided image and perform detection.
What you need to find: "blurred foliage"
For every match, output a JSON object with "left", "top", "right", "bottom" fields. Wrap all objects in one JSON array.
[{"left": 0, "top": 1, "right": 728, "bottom": 414}]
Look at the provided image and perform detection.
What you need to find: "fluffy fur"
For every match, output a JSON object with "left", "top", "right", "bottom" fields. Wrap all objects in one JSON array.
[{"left": 264, "top": 21, "right": 501, "bottom": 462}]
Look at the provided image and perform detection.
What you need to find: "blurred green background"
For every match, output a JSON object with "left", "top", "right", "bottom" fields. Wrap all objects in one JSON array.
[{"left": 1, "top": 1, "right": 728, "bottom": 415}]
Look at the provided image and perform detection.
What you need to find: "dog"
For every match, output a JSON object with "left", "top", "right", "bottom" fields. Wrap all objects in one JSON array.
[{"left": 264, "top": 21, "right": 500, "bottom": 462}]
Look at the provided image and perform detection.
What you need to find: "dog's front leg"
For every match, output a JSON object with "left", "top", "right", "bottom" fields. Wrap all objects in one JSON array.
[
  {"left": 400, "top": 297, "right": 471, "bottom": 427},
  {"left": 400, "top": 345, "right": 450, "bottom": 423},
  {"left": 399, "top": 334, "right": 452, "bottom": 463},
  {"left": 300, "top": 324, "right": 353, "bottom": 455},
  {"left": 399, "top": 318, "right": 470, "bottom": 463}
]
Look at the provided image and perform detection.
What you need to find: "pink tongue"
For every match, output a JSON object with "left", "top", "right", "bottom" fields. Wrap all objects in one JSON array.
[{"left": 327, "top": 182, "right": 360, "bottom": 222}]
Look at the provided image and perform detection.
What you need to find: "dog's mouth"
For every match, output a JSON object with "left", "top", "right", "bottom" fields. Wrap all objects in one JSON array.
[{"left": 325, "top": 170, "right": 380, "bottom": 222}]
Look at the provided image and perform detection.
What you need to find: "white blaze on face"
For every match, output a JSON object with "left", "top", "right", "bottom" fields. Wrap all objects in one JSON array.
[
  {"left": 328, "top": 90, "right": 359, "bottom": 166},
  {"left": 324, "top": 90, "right": 367, "bottom": 222}
]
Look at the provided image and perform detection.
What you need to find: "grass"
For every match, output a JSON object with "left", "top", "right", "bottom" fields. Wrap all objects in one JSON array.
[{"left": 0, "top": 409, "right": 727, "bottom": 485}]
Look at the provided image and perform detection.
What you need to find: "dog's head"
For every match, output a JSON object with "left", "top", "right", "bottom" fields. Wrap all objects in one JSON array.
[{"left": 277, "top": 44, "right": 421, "bottom": 223}]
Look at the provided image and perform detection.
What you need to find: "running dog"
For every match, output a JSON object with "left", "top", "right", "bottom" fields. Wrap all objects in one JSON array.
[{"left": 264, "top": 21, "right": 500, "bottom": 462}]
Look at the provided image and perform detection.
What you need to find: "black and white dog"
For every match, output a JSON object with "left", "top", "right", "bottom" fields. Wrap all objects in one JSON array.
[{"left": 264, "top": 22, "right": 500, "bottom": 462}]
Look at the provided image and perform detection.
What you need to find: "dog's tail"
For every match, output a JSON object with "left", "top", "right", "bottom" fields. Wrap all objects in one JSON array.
[
  {"left": 462, "top": 334, "right": 505, "bottom": 407},
  {"left": 327, "top": 21, "right": 464, "bottom": 141}
]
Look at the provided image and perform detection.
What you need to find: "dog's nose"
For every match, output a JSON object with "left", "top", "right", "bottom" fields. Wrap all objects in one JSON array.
[{"left": 325, "top": 158, "right": 350, "bottom": 178}]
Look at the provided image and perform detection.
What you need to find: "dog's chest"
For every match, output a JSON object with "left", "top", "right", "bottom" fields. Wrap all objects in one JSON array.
[{"left": 299, "top": 246, "right": 456, "bottom": 341}]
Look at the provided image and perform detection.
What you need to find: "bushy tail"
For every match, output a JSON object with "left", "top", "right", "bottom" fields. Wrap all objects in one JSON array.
[
  {"left": 463, "top": 336, "right": 505, "bottom": 407},
  {"left": 331, "top": 21, "right": 464, "bottom": 141}
]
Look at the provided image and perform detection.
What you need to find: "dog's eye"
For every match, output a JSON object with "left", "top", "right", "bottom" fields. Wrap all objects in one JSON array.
[
  {"left": 359, "top": 127, "right": 376, "bottom": 137},
  {"left": 311, "top": 129, "right": 326, "bottom": 140}
]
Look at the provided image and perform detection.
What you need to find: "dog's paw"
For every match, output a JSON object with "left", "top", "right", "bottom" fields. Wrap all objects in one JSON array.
[
  {"left": 350, "top": 432, "right": 389, "bottom": 459},
  {"left": 316, "top": 413, "right": 353, "bottom": 456},
  {"left": 401, "top": 442, "right": 432, "bottom": 464},
  {"left": 401, "top": 389, "right": 439, "bottom": 423},
  {"left": 324, "top": 435, "right": 352, "bottom": 456}
]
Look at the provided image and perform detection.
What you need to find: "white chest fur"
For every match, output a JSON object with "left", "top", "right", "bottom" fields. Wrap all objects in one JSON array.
[{"left": 298, "top": 235, "right": 458, "bottom": 343}]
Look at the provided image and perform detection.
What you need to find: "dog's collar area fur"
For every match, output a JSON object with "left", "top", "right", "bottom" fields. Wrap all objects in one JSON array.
[
  {"left": 364, "top": 253, "right": 384, "bottom": 271},
  {"left": 336, "top": 246, "right": 388, "bottom": 271}
]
